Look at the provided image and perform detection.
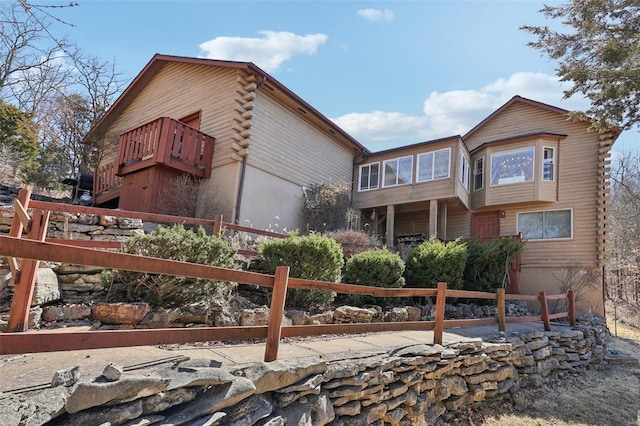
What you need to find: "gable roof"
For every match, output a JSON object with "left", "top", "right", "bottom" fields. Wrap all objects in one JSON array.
[
  {"left": 463, "top": 95, "right": 622, "bottom": 141},
  {"left": 86, "top": 54, "right": 367, "bottom": 153},
  {"left": 463, "top": 95, "right": 571, "bottom": 141}
]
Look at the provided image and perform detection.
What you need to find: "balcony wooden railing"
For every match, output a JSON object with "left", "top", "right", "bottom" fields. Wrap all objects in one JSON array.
[
  {"left": 93, "top": 162, "right": 122, "bottom": 205},
  {"left": 116, "top": 117, "right": 215, "bottom": 178}
]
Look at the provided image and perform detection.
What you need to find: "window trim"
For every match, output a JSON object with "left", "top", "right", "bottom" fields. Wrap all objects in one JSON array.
[
  {"left": 542, "top": 146, "right": 556, "bottom": 182},
  {"left": 460, "top": 153, "right": 470, "bottom": 191},
  {"left": 490, "top": 146, "right": 535, "bottom": 187},
  {"left": 358, "top": 162, "right": 380, "bottom": 192},
  {"left": 517, "top": 208, "right": 573, "bottom": 241},
  {"left": 382, "top": 155, "right": 414, "bottom": 188},
  {"left": 473, "top": 156, "right": 484, "bottom": 191},
  {"left": 416, "top": 147, "right": 451, "bottom": 183}
]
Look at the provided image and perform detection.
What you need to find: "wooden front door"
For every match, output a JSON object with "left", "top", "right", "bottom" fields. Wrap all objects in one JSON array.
[{"left": 471, "top": 212, "right": 500, "bottom": 240}]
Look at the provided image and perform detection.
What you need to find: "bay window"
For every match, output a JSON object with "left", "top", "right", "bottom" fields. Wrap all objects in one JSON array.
[{"left": 490, "top": 147, "right": 534, "bottom": 186}]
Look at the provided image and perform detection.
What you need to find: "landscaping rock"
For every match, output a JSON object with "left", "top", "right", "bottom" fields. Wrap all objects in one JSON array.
[
  {"left": 92, "top": 302, "right": 151, "bottom": 325},
  {"left": 65, "top": 375, "right": 170, "bottom": 413}
]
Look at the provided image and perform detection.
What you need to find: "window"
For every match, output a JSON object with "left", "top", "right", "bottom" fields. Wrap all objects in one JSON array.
[
  {"left": 474, "top": 157, "right": 484, "bottom": 191},
  {"left": 359, "top": 162, "right": 379, "bottom": 191},
  {"left": 518, "top": 209, "right": 572, "bottom": 240},
  {"left": 543, "top": 147, "right": 555, "bottom": 181},
  {"left": 490, "top": 147, "right": 534, "bottom": 186},
  {"left": 383, "top": 156, "right": 413, "bottom": 187},
  {"left": 460, "top": 154, "right": 470, "bottom": 191},
  {"left": 417, "top": 148, "right": 450, "bottom": 182}
]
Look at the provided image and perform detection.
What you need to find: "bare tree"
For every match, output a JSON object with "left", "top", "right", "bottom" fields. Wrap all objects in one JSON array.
[
  {"left": 0, "top": 1, "right": 126, "bottom": 188},
  {"left": 607, "top": 151, "right": 640, "bottom": 306},
  {"left": 0, "top": 1, "right": 74, "bottom": 96}
]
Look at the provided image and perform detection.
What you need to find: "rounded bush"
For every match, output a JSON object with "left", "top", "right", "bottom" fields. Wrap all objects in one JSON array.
[
  {"left": 344, "top": 248, "right": 405, "bottom": 288},
  {"left": 102, "top": 224, "right": 237, "bottom": 307},
  {"left": 260, "top": 233, "right": 344, "bottom": 309},
  {"left": 404, "top": 238, "right": 468, "bottom": 289}
]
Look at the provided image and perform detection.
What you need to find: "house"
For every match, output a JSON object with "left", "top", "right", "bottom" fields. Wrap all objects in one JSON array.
[
  {"left": 86, "top": 54, "right": 367, "bottom": 232},
  {"left": 87, "top": 53, "right": 616, "bottom": 314},
  {"left": 352, "top": 96, "right": 618, "bottom": 314}
]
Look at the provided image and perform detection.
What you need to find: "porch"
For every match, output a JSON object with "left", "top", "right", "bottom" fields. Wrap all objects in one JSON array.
[{"left": 93, "top": 117, "right": 215, "bottom": 206}]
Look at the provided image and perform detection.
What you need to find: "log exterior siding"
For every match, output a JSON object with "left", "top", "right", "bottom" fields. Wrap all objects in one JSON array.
[{"left": 464, "top": 99, "right": 607, "bottom": 272}]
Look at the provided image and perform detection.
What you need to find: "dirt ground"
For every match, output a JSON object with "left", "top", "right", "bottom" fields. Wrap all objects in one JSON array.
[{"left": 453, "top": 316, "right": 640, "bottom": 426}]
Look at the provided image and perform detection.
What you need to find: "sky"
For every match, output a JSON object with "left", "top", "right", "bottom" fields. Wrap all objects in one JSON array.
[{"left": 49, "top": 0, "right": 638, "bottom": 153}]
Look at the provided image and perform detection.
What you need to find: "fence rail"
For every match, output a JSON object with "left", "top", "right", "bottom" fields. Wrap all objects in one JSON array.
[{"left": 0, "top": 189, "right": 575, "bottom": 362}]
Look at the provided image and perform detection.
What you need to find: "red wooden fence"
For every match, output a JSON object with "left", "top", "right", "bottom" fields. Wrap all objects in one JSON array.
[{"left": 0, "top": 190, "right": 576, "bottom": 362}]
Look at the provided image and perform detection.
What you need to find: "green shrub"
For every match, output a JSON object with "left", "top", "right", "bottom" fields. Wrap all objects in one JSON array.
[
  {"left": 324, "top": 229, "right": 378, "bottom": 261},
  {"left": 260, "top": 232, "right": 343, "bottom": 309},
  {"left": 341, "top": 248, "right": 405, "bottom": 307},
  {"left": 344, "top": 248, "right": 405, "bottom": 288},
  {"left": 463, "top": 237, "right": 525, "bottom": 292},
  {"left": 102, "top": 224, "right": 237, "bottom": 307},
  {"left": 404, "top": 238, "right": 468, "bottom": 289}
]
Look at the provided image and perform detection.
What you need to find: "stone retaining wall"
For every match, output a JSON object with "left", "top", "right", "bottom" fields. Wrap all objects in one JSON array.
[
  {"left": 0, "top": 320, "right": 608, "bottom": 425},
  {"left": 0, "top": 206, "right": 144, "bottom": 305}
]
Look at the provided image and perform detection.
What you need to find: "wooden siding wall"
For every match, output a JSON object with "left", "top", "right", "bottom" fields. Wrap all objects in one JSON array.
[
  {"left": 445, "top": 207, "right": 471, "bottom": 240},
  {"left": 353, "top": 139, "right": 463, "bottom": 210},
  {"left": 248, "top": 90, "right": 355, "bottom": 187},
  {"left": 99, "top": 63, "right": 239, "bottom": 170},
  {"left": 464, "top": 102, "right": 603, "bottom": 268}
]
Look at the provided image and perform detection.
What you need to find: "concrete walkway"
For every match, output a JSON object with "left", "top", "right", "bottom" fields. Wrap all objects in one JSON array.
[{"left": 0, "top": 322, "right": 552, "bottom": 394}]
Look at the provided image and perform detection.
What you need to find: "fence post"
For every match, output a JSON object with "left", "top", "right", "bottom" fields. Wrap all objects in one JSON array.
[
  {"left": 539, "top": 291, "right": 551, "bottom": 331},
  {"left": 568, "top": 290, "right": 576, "bottom": 326},
  {"left": 433, "top": 282, "right": 447, "bottom": 345},
  {"left": 213, "top": 214, "right": 223, "bottom": 236},
  {"left": 8, "top": 209, "right": 50, "bottom": 332},
  {"left": 497, "top": 288, "right": 506, "bottom": 332},
  {"left": 264, "top": 266, "right": 290, "bottom": 362},
  {"left": 7, "top": 187, "right": 32, "bottom": 279}
]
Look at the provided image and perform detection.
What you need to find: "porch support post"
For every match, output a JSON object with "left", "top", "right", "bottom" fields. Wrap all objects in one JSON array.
[
  {"left": 429, "top": 199, "right": 438, "bottom": 239},
  {"left": 440, "top": 201, "right": 447, "bottom": 240},
  {"left": 385, "top": 204, "right": 395, "bottom": 249}
]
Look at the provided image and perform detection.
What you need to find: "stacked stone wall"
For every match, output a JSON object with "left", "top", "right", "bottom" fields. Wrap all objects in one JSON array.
[
  {"left": 0, "top": 206, "right": 144, "bottom": 306},
  {"left": 0, "top": 321, "right": 608, "bottom": 425}
]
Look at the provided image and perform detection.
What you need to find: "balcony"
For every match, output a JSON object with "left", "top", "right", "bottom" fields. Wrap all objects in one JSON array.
[
  {"left": 93, "top": 117, "right": 215, "bottom": 205},
  {"left": 116, "top": 117, "right": 214, "bottom": 177}
]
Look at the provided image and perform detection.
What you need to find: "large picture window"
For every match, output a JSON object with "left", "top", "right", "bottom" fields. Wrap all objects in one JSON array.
[
  {"left": 518, "top": 209, "right": 572, "bottom": 240},
  {"left": 383, "top": 156, "right": 413, "bottom": 187},
  {"left": 417, "top": 148, "right": 450, "bottom": 182},
  {"left": 359, "top": 162, "right": 379, "bottom": 191},
  {"left": 490, "top": 147, "right": 534, "bottom": 186}
]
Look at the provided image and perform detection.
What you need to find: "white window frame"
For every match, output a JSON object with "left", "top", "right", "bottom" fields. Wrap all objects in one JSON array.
[
  {"left": 460, "top": 153, "right": 470, "bottom": 191},
  {"left": 417, "top": 148, "right": 450, "bottom": 183},
  {"left": 473, "top": 157, "right": 484, "bottom": 191},
  {"left": 543, "top": 146, "right": 555, "bottom": 182},
  {"left": 490, "top": 146, "right": 535, "bottom": 187},
  {"left": 358, "top": 162, "right": 380, "bottom": 192},
  {"left": 382, "top": 155, "right": 413, "bottom": 188},
  {"left": 517, "top": 208, "right": 573, "bottom": 241}
]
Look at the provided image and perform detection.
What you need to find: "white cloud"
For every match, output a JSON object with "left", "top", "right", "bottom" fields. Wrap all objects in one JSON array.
[
  {"left": 333, "top": 72, "right": 588, "bottom": 151},
  {"left": 198, "top": 31, "right": 328, "bottom": 73},
  {"left": 357, "top": 9, "right": 394, "bottom": 23}
]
